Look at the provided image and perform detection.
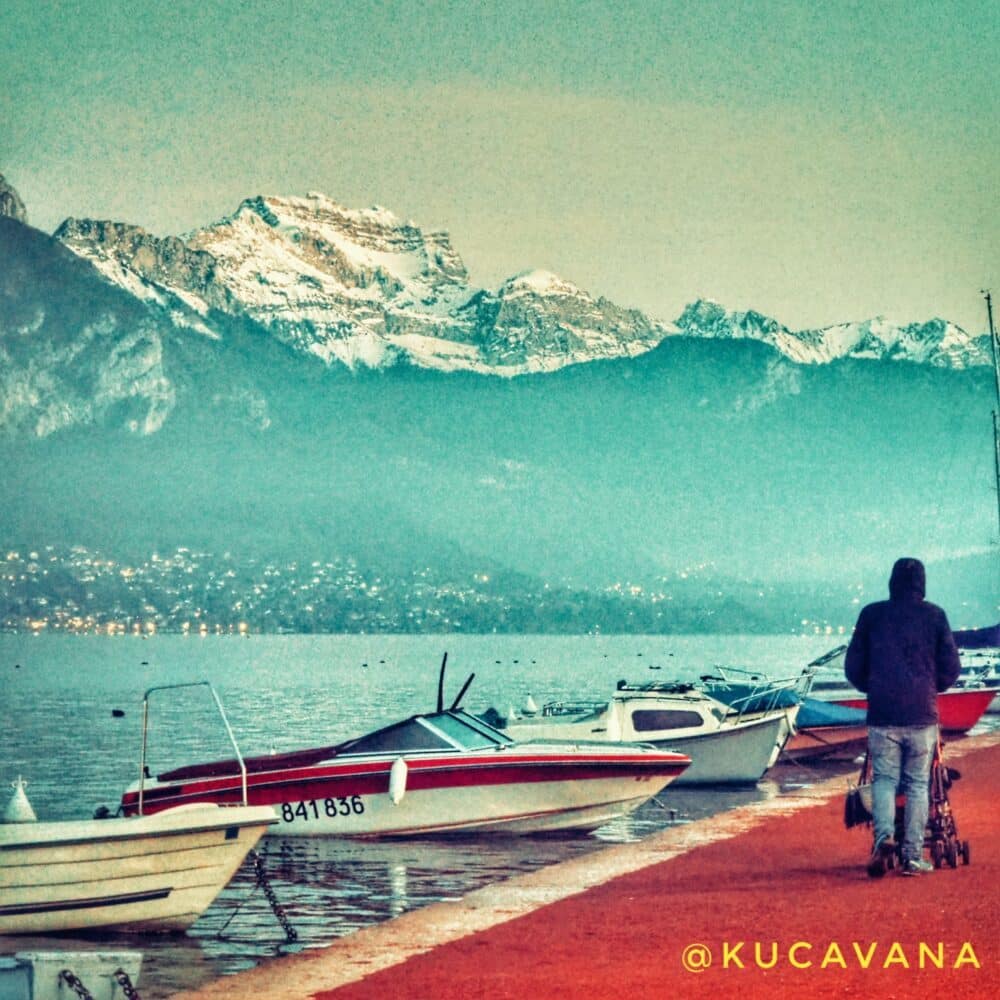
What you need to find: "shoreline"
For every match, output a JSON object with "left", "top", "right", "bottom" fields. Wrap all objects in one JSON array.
[{"left": 170, "top": 731, "right": 1000, "bottom": 999}]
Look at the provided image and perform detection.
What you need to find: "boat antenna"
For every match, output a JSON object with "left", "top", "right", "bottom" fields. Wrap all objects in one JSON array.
[
  {"left": 985, "top": 290, "right": 1000, "bottom": 536},
  {"left": 450, "top": 673, "right": 476, "bottom": 710},
  {"left": 436, "top": 651, "right": 448, "bottom": 712}
]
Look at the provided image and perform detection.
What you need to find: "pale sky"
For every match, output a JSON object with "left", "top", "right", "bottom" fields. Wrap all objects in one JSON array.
[{"left": 4, "top": 0, "right": 998, "bottom": 333}]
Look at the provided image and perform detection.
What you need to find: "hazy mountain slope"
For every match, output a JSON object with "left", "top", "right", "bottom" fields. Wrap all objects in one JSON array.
[{"left": 2, "top": 330, "right": 994, "bottom": 596}]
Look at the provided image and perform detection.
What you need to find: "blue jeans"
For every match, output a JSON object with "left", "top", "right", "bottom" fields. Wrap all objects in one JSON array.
[{"left": 868, "top": 725, "right": 937, "bottom": 862}]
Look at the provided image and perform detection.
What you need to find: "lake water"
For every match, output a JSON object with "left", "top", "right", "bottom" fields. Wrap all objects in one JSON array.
[{"left": 2, "top": 632, "right": 986, "bottom": 998}]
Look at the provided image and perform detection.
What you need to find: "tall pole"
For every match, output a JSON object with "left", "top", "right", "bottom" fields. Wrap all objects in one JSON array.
[{"left": 986, "top": 291, "right": 1000, "bottom": 537}]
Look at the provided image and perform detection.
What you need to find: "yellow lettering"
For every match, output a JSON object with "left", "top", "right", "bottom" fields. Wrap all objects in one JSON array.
[
  {"left": 788, "top": 942, "right": 812, "bottom": 969},
  {"left": 821, "top": 942, "right": 847, "bottom": 969},
  {"left": 754, "top": 942, "right": 778, "bottom": 969},
  {"left": 852, "top": 942, "right": 878, "bottom": 969},
  {"left": 953, "top": 942, "right": 981, "bottom": 969},
  {"left": 722, "top": 942, "right": 744, "bottom": 969},
  {"left": 883, "top": 942, "right": 910, "bottom": 969},
  {"left": 918, "top": 942, "right": 944, "bottom": 969}
]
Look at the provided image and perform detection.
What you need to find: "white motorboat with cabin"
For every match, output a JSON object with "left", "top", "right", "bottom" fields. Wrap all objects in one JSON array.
[
  {"left": 952, "top": 626, "right": 1000, "bottom": 715},
  {"left": 490, "top": 680, "right": 797, "bottom": 785}
]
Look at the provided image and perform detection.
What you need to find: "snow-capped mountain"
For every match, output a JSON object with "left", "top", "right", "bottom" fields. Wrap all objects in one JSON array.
[
  {"left": 55, "top": 190, "right": 991, "bottom": 375},
  {"left": 51, "top": 189, "right": 993, "bottom": 376},
  {"left": 3, "top": 173, "right": 994, "bottom": 446},
  {"left": 56, "top": 193, "right": 666, "bottom": 376},
  {"left": 675, "top": 299, "right": 991, "bottom": 369}
]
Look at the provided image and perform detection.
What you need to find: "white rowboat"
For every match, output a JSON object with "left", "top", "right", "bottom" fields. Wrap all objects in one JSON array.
[{"left": 0, "top": 801, "right": 276, "bottom": 935}]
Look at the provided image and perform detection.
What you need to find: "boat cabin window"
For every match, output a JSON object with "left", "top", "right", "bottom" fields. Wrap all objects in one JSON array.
[{"left": 631, "top": 709, "right": 705, "bottom": 732}]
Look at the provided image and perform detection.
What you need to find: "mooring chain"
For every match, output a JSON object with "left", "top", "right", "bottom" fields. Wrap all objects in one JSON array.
[
  {"left": 58, "top": 969, "right": 95, "bottom": 1000},
  {"left": 251, "top": 847, "right": 298, "bottom": 942},
  {"left": 114, "top": 967, "right": 143, "bottom": 1000}
]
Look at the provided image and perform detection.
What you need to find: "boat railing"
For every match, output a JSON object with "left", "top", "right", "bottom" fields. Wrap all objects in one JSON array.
[
  {"left": 614, "top": 680, "right": 699, "bottom": 695},
  {"left": 540, "top": 700, "right": 608, "bottom": 719},
  {"left": 957, "top": 662, "right": 1000, "bottom": 689},
  {"left": 699, "top": 664, "right": 809, "bottom": 722},
  {"left": 138, "top": 681, "right": 248, "bottom": 815}
]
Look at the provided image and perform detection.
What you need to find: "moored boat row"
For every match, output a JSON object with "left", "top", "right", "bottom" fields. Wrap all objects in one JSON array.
[{"left": 4, "top": 640, "right": 995, "bottom": 940}]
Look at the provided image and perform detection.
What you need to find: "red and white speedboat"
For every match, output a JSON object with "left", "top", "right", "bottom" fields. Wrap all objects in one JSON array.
[
  {"left": 121, "top": 669, "right": 691, "bottom": 838},
  {"left": 805, "top": 645, "right": 998, "bottom": 734}
]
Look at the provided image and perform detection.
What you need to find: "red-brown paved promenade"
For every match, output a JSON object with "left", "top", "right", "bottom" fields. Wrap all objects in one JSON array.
[{"left": 176, "top": 733, "right": 1000, "bottom": 1000}]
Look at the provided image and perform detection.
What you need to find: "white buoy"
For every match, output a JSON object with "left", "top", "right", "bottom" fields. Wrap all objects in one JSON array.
[
  {"left": 389, "top": 756, "right": 408, "bottom": 805},
  {"left": 3, "top": 776, "right": 38, "bottom": 823}
]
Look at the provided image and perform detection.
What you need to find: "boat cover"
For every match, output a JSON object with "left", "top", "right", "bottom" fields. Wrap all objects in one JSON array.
[{"left": 796, "top": 697, "right": 867, "bottom": 728}]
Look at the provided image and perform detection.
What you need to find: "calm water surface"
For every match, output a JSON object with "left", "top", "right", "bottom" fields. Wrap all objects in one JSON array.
[{"left": 0, "top": 632, "right": 929, "bottom": 997}]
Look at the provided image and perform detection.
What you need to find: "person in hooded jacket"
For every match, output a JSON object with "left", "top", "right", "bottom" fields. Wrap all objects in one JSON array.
[{"left": 844, "top": 557, "right": 961, "bottom": 877}]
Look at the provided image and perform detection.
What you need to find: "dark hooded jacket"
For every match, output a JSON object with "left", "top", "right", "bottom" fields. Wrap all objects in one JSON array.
[{"left": 844, "top": 558, "right": 961, "bottom": 727}]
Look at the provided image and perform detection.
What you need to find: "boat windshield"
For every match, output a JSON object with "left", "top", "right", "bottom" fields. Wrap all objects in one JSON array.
[
  {"left": 427, "top": 711, "right": 514, "bottom": 749},
  {"left": 338, "top": 710, "right": 513, "bottom": 755}
]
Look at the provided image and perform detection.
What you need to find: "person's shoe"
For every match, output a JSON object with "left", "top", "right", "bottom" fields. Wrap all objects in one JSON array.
[
  {"left": 867, "top": 836, "right": 895, "bottom": 878},
  {"left": 901, "top": 858, "right": 934, "bottom": 876}
]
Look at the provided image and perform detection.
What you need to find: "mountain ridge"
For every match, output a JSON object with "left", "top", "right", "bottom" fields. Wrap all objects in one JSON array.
[{"left": 47, "top": 189, "right": 990, "bottom": 387}]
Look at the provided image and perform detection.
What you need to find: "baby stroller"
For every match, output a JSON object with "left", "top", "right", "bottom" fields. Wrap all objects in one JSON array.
[{"left": 844, "top": 733, "right": 971, "bottom": 873}]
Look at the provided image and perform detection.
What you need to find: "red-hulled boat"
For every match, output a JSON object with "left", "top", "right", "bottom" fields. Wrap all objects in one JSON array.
[{"left": 805, "top": 645, "right": 998, "bottom": 735}]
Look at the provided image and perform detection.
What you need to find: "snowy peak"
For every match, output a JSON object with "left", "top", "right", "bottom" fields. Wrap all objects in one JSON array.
[
  {"left": 475, "top": 269, "right": 663, "bottom": 369},
  {"left": 500, "top": 269, "right": 591, "bottom": 300},
  {"left": 55, "top": 217, "right": 231, "bottom": 339},
  {"left": 675, "top": 299, "right": 989, "bottom": 369},
  {"left": 55, "top": 191, "right": 664, "bottom": 375},
  {"left": 821, "top": 316, "right": 987, "bottom": 368},
  {"left": 211, "top": 193, "right": 470, "bottom": 291}
]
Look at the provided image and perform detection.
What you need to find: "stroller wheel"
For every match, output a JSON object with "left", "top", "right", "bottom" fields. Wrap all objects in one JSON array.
[
  {"left": 961, "top": 840, "right": 971, "bottom": 866},
  {"left": 930, "top": 840, "right": 943, "bottom": 869},
  {"left": 946, "top": 840, "right": 958, "bottom": 869}
]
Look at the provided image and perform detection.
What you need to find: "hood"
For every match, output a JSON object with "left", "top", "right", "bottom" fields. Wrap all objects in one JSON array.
[{"left": 888, "top": 557, "right": 926, "bottom": 601}]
